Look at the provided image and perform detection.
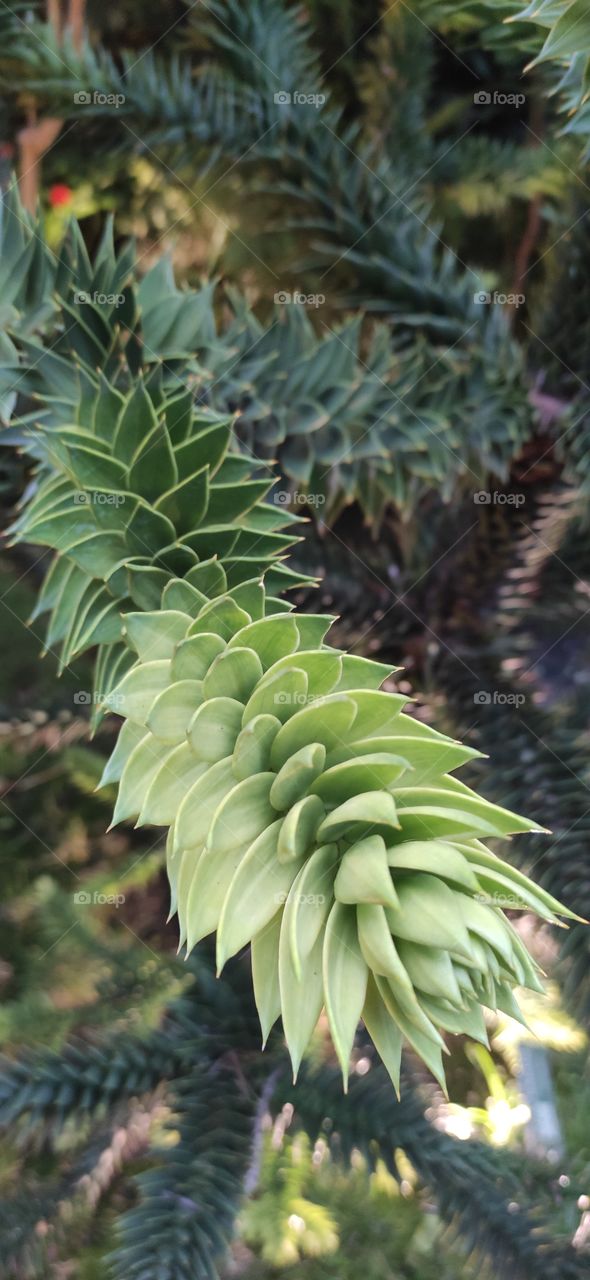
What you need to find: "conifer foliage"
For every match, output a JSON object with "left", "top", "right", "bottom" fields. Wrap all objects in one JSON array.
[
  {"left": 0, "top": 179, "right": 574, "bottom": 1092},
  {"left": 1, "top": 1, "right": 590, "bottom": 1277}
]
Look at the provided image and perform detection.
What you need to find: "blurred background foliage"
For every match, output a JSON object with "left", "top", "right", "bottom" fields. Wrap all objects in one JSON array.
[{"left": 1, "top": 0, "right": 590, "bottom": 1277}]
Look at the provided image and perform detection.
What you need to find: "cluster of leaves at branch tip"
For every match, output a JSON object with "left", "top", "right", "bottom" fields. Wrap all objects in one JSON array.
[{"left": 103, "top": 597, "right": 579, "bottom": 1094}]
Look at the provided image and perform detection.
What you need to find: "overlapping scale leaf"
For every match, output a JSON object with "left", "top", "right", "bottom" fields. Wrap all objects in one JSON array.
[
  {"left": 10, "top": 380, "right": 307, "bottom": 678},
  {"left": 102, "top": 602, "right": 578, "bottom": 1093}
]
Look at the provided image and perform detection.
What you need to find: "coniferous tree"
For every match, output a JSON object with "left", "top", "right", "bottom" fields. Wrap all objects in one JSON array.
[{"left": 1, "top": 3, "right": 590, "bottom": 1276}]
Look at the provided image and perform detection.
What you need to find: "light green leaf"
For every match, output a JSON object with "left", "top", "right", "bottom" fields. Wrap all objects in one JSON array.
[
  {"left": 112, "top": 733, "right": 173, "bottom": 825},
  {"left": 394, "top": 784, "right": 543, "bottom": 836},
  {"left": 419, "top": 993, "right": 489, "bottom": 1046},
  {"left": 344, "top": 690, "right": 409, "bottom": 739},
  {"left": 270, "top": 742, "right": 326, "bottom": 811},
  {"left": 312, "top": 754, "right": 410, "bottom": 805},
  {"left": 232, "top": 714, "right": 281, "bottom": 781},
  {"left": 174, "top": 757, "right": 235, "bottom": 852},
  {"left": 228, "top": 615, "right": 300, "bottom": 667},
  {"left": 185, "top": 836, "right": 252, "bottom": 951},
  {"left": 387, "top": 840, "right": 480, "bottom": 892},
  {"left": 203, "top": 646, "right": 263, "bottom": 703},
  {"left": 335, "top": 654, "right": 397, "bottom": 691},
  {"left": 323, "top": 901, "right": 368, "bottom": 1088},
  {"left": 277, "top": 794, "right": 325, "bottom": 863},
  {"left": 457, "top": 896, "right": 518, "bottom": 968},
  {"left": 293, "top": 616, "right": 335, "bottom": 648},
  {"left": 356, "top": 903, "right": 442, "bottom": 1046},
  {"left": 140, "top": 741, "right": 208, "bottom": 825},
  {"left": 113, "top": 660, "right": 172, "bottom": 725},
  {"left": 279, "top": 921, "right": 324, "bottom": 1080},
  {"left": 206, "top": 773, "right": 275, "bottom": 855},
  {"left": 161, "top": 580, "right": 207, "bottom": 617},
  {"left": 284, "top": 844, "right": 336, "bottom": 978},
  {"left": 171, "top": 632, "right": 226, "bottom": 681},
  {"left": 217, "top": 820, "right": 302, "bottom": 969},
  {"left": 385, "top": 874, "right": 474, "bottom": 958},
  {"left": 318, "top": 791, "right": 400, "bottom": 844},
  {"left": 228, "top": 580, "right": 265, "bottom": 621},
  {"left": 362, "top": 974, "right": 402, "bottom": 1094},
  {"left": 187, "top": 697, "right": 243, "bottom": 762},
  {"left": 396, "top": 940, "right": 463, "bottom": 1006},
  {"left": 265, "top": 650, "right": 342, "bottom": 697},
  {"left": 185, "top": 558, "right": 227, "bottom": 598},
  {"left": 187, "top": 596, "right": 251, "bottom": 640},
  {"left": 270, "top": 696, "right": 358, "bottom": 771},
  {"left": 327, "top": 734, "right": 479, "bottom": 780},
  {"left": 146, "top": 679, "right": 204, "bottom": 744},
  {"left": 252, "top": 912, "right": 283, "bottom": 1046},
  {"left": 375, "top": 975, "right": 447, "bottom": 1092},
  {"left": 98, "top": 719, "right": 146, "bottom": 788},
  {"left": 242, "top": 666, "right": 309, "bottom": 724},
  {"left": 459, "top": 845, "right": 581, "bottom": 920},
  {"left": 335, "top": 835, "right": 399, "bottom": 907}
]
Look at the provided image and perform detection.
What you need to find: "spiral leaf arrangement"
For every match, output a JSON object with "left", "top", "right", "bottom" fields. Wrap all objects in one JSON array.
[
  {"left": 104, "top": 596, "right": 576, "bottom": 1091},
  {"left": 9, "top": 375, "right": 307, "bottom": 700},
  {"left": 9, "top": 243, "right": 578, "bottom": 1092}
]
